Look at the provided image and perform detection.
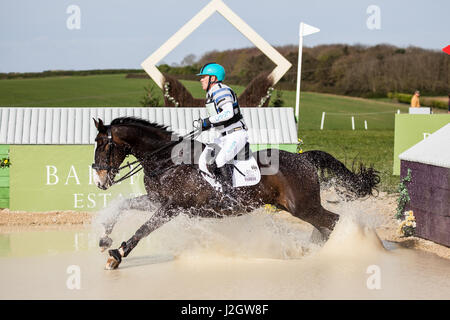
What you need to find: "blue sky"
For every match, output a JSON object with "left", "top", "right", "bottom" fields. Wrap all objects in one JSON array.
[{"left": 1, "top": 0, "right": 448, "bottom": 72}]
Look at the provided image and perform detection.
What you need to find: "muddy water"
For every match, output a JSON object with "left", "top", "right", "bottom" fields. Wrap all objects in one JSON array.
[{"left": 0, "top": 204, "right": 449, "bottom": 299}]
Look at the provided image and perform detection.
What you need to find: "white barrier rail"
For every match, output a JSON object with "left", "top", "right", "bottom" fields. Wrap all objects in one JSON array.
[{"left": 319, "top": 110, "right": 401, "bottom": 130}]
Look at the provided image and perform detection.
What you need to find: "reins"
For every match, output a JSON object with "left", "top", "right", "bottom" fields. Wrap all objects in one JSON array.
[{"left": 93, "top": 127, "right": 200, "bottom": 185}]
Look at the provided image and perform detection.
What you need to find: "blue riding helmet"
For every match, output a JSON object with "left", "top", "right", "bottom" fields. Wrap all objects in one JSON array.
[{"left": 196, "top": 63, "right": 226, "bottom": 81}]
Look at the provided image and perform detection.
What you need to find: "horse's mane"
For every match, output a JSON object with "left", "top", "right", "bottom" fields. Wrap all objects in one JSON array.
[{"left": 110, "top": 117, "right": 175, "bottom": 136}]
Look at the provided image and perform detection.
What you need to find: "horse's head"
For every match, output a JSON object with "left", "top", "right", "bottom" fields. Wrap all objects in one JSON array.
[{"left": 92, "top": 118, "right": 130, "bottom": 190}]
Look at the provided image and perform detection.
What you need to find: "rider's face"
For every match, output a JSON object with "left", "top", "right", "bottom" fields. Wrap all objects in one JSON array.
[{"left": 200, "top": 75, "right": 216, "bottom": 91}]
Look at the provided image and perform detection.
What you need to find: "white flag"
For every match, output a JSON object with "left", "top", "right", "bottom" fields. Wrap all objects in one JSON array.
[{"left": 300, "top": 23, "right": 320, "bottom": 37}]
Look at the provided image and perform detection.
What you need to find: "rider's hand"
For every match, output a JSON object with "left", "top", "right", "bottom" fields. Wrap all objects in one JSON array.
[
  {"left": 193, "top": 118, "right": 202, "bottom": 130},
  {"left": 201, "top": 118, "right": 212, "bottom": 131}
]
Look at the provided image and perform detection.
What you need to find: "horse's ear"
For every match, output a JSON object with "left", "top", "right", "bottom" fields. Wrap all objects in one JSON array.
[{"left": 93, "top": 118, "right": 105, "bottom": 132}]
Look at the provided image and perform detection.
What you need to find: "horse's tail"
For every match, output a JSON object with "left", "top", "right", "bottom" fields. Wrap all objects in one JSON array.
[{"left": 300, "top": 150, "right": 380, "bottom": 199}]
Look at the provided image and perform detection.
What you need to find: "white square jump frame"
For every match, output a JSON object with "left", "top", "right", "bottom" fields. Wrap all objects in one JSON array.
[{"left": 141, "top": 0, "right": 292, "bottom": 90}]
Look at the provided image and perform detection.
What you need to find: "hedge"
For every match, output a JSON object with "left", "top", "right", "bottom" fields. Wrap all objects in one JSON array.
[{"left": 387, "top": 92, "right": 447, "bottom": 110}]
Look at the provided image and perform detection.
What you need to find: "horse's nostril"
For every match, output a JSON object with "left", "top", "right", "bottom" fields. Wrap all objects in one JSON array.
[{"left": 96, "top": 182, "right": 107, "bottom": 190}]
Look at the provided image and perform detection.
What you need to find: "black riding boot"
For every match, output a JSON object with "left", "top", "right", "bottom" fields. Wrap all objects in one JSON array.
[
  {"left": 207, "top": 162, "right": 234, "bottom": 193},
  {"left": 217, "top": 164, "right": 234, "bottom": 193}
]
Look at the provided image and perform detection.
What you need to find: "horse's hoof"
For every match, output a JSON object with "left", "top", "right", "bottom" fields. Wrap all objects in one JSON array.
[
  {"left": 310, "top": 227, "right": 330, "bottom": 244},
  {"left": 99, "top": 236, "right": 113, "bottom": 252},
  {"left": 105, "top": 249, "right": 122, "bottom": 270}
]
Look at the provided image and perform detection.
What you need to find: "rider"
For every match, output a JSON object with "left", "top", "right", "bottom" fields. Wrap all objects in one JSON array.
[{"left": 197, "top": 63, "right": 249, "bottom": 192}]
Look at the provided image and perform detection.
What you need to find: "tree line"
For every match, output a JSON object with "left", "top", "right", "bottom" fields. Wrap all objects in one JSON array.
[
  {"left": 2, "top": 44, "right": 447, "bottom": 99},
  {"left": 194, "top": 44, "right": 449, "bottom": 98}
]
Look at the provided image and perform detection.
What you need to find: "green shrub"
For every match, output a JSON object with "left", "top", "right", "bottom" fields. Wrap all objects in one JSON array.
[
  {"left": 423, "top": 98, "right": 447, "bottom": 109},
  {"left": 387, "top": 92, "right": 448, "bottom": 110},
  {"left": 140, "top": 84, "right": 162, "bottom": 107},
  {"left": 271, "top": 90, "right": 285, "bottom": 108},
  {"left": 395, "top": 93, "right": 413, "bottom": 104},
  {"left": 0, "top": 69, "right": 146, "bottom": 80}
]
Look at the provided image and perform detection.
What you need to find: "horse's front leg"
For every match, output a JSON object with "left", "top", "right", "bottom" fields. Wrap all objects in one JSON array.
[
  {"left": 98, "top": 194, "right": 159, "bottom": 251},
  {"left": 105, "top": 199, "right": 177, "bottom": 270}
]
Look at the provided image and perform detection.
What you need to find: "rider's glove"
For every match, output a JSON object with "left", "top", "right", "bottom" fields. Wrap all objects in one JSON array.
[
  {"left": 193, "top": 118, "right": 202, "bottom": 130},
  {"left": 202, "top": 118, "right": 212, "bottom": 131}
]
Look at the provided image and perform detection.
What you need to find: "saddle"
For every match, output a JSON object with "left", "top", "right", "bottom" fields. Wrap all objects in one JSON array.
[
  {"left": 234, "top": 142, "right": 252, "bottom": 161},
  {"left": 199, "top": 142, "right": 261, "bottom": 192}
]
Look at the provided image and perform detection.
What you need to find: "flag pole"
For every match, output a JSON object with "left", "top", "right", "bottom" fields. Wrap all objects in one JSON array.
[
  {"left": 295, "top": 22, "right": 304, "bottom": 128},
  {"left": 295, "top": 22, "right": 320, "bottom": 131}
]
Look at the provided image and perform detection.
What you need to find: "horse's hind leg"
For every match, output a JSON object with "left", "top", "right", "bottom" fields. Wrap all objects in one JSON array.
[
  {"left": 99, "top": 195, "right": 159, "bottom": 251},
  {"left": 283, "top": 184, "right": 339, "bottom": 240},
  {"left": 308, "top": 207, "right": 339, "bottom": 242},
  {"left": 288, "top": 201, "right": 339, "bottom": 243},
  {"left": 105, "top": 199, "right": 177, "bottom": 270}
]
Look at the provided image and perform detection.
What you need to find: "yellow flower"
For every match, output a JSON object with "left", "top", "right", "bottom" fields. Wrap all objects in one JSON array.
[
  {"left": 298, "top": 149, "right": 303, "bottom": 154},
  {"left": 406, "top": 221, "right": 413, "bottom": 227},
  {"left": 265, "top": 204, "right": 279, "bottom": 213},
  {"left": 3, "top": 159, "right": 7, "bottom": 164}
]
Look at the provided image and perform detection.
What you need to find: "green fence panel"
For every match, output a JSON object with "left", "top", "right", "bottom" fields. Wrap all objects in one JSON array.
[
  {"left": 0, "top": 177, "right": 9, "bottom": 187},
  {"left": 0, "top": 199, "right": 8, "bottom": 208},
  {"left": 0, "top": 145, "right": 9, "bottom": 208},
  {"left": 0, "top": 188, "right": 9, "bottom": 198},
  {"left": 0, "top": 168, "right": 9, "bottom": 177},
  {"left": 10, "top": 145, "right": 146, "bottom": 212},
  {"left": 393, "top": 115, "right": 450, "bottom": 175},
  {"left": 9, "top": 144, "right": 298, "bottom": 212}
]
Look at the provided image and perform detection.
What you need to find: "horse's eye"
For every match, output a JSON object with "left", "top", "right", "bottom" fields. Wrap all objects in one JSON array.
[{"left": 95, "top": 138, "right": 106, "bottom": 146}]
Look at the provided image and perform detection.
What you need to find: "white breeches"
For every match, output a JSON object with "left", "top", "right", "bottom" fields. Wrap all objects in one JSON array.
[{"left": 202, "top": 130, "right": 249, "bottom": 168}]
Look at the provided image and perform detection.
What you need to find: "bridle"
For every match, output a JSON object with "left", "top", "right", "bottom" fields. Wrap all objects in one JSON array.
[
  {"left": 92, "top": 127, "right": 117, "bottom": 173},
  {"left": 91, "top": 126, "right": 142, "bottom": 185},
  {"left": 92, "top": 125, "right": 200, "bottom": 185}
]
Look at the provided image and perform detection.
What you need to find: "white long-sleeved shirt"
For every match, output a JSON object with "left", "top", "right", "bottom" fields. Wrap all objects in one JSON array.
[{"left": 206, "top": 83, "right": 245, "bottom": 133}]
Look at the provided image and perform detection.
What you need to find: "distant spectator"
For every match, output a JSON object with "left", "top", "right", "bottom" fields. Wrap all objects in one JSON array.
[{"left": 410, "top": 91, "right": 420, "bottom": 108}]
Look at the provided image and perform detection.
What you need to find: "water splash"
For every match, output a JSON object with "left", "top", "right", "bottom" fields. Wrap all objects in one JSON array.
[
  {"left": 146, "top": 210, "right": 322, "bottom": 259},
  {"left": 89, "top": 185, "right": 394, "bottom": 262},
  {"left": 319, "top": 188, "right": 388, "bottom": 258},
  {"left": 91, "top": 199, "right": 322, "bottom": 260}
]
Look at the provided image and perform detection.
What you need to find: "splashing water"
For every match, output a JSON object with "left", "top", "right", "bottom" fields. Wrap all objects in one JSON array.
[
  {"left": 93, "top": 202, "right": 323, "bottom": 260},
  {"left": 1, "top": 190, "right": 450, "bottom": 299},
  {"left": 91, "top": 188, "right": 392, "bottom": 262},
  {"left": 90, "top": 187, "right": 390, "bottom": 260},
  {"left": 77, "top": 193, "right": 450, "bottom": 299},
  {"left": 319, "top": 188, "right": 388, "bottom": 258}
]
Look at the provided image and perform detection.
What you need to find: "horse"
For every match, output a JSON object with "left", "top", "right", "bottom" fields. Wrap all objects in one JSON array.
[{"left": 92, "top": 117, "right": 380, "bottom": 269}]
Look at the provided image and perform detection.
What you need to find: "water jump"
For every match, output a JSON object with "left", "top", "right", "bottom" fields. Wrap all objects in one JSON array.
[
  {"left": 91, "top": 63, "right": 379, "bottom": 269},
  {"left": 92, "top": 116, "right": 379, "bottom": 269}
]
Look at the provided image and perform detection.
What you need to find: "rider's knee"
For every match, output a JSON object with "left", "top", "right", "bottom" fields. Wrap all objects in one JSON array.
[{"left": 215, "top": 154, "right": 227, "bottom": 168}]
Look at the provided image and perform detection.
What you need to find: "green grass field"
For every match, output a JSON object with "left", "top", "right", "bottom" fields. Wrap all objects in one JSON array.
[
  {"left": 0, "top": 74, "right": 409, "bottom": 129},
  {"left": 0, "top": 74, "right": 405, "bottom": 192},
  {"left": 298, "top": 130, "right": 397, "bottom": 193}
]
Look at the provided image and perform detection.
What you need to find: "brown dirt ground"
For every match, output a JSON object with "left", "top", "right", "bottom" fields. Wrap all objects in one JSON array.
[
  {"left": 0, "top": 193, "right": 449, "bottom": 260},
  {"left": 0, "top": 209, "right": 93, "bottom": 231}
]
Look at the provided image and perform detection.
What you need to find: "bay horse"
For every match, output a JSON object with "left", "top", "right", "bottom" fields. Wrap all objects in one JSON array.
[{"left": 92, "top": 117, "right": 379, "bottom": 269}]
